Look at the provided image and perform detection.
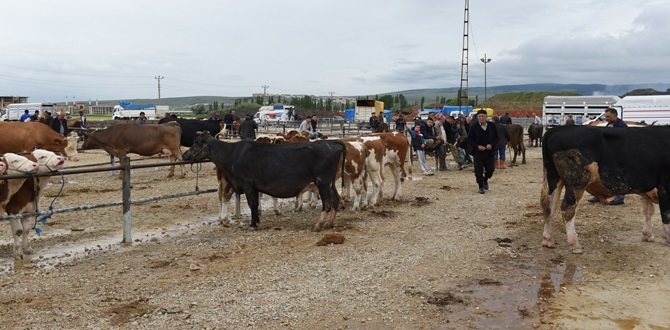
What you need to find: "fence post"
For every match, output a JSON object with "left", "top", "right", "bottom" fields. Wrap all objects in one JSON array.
[
  {"left": 110, "top": 155, "right": 117, "bottom": 176},
  {"left": 234, "top": 193, "right": 241, "bottom": 219},
  {"left": 121, "top": 156, "right": 132, "bottom": 244}
]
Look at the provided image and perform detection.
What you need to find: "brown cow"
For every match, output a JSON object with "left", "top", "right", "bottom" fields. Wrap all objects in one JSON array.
[
  {"left": 81, "top": 122, "right": 185, "bottom": 178},
  {"left": 505, "top": 124, "right": 526, "bottom": 165},
  {"left": 0, "top": 122, "right": 77, "bottom": 159},
  {"left": 6, "top": 150, "right": 66, "bottom": 259},
  {"left": 341, "top": 136, "right": 385, "bottom": 207}
]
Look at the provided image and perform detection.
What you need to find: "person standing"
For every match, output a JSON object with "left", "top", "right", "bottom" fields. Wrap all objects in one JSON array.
[
  {"left": 468, "top": 109, "right": 499, "bottom": 194},
  {"left": 50, "top": 111, "right": 69, "bottom": 136},
  {"left": 588, "top": 108, "right": 628, "bottom": 205},
  {"left": 500, "top": 112, "right": 513, "bottom": 124},
  {"left": 565, "top": 115, "right": 576, "bottom": 125},
  {"left": 408, "top": 124, "right": 433, "bottom": 175},
  {"left": 136, "top": 112, "right": 147, "bottom": 124},
  {"left": 20, "top": 109, "right": 32, "bottom": 122},
  {"left": 223, "top": 110, "right": 236, "bottom": 138},
  {"left": 239, "top": 114, "right": 258, "bottom": 141},
  {"left": 79, "top": 110, "right": 88, "bottom": 137},
  {"left": 491, "top": 115, "right": 511, "bottom": 169},
  {"left": 395, "top": 114, "right": 406, "bottom": 133},
  {"left": 30, "top": 110, "right": 40, "bottom": 122}
]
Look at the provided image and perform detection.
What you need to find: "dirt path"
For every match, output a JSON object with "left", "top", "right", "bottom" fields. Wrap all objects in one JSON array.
[{"left": 1, "top": 146, "right": 670, "bottom": 329}]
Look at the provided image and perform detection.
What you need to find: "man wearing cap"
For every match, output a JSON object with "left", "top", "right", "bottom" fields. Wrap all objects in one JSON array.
[{"left": 467, "top": 109, "right": 499, "bottom": 194}]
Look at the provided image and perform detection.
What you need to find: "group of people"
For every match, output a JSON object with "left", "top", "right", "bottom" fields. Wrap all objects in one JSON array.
[
  {"left": 19, "top": 109, "right": 88, "bottom": 137},
  {"left": 299, "top": 115, "right": 323, "bottom": 139},
  {"left": 408, "top": 112, "right": 473, "bottom": 176}
]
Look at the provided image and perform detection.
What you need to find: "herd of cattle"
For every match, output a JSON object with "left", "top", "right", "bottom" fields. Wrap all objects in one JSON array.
[{"left": 1, "top": 118, "right": 670, "bottom": 261}]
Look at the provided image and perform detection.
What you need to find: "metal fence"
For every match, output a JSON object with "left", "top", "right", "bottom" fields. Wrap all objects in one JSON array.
[{"left": 0, "top": 158, "right": 222, "bottom": 244}]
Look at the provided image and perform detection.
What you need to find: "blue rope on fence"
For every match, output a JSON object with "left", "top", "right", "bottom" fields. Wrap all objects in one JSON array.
[{"left": 32, "top": 171, "right": 65, "bottom": 237}]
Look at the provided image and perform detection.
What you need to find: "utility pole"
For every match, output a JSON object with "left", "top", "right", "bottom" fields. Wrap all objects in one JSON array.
[
  {"left": 329, "top": 91, "right": 335, "bottom": 113},
  {"left": 480, "top": 53, "right": 492, "bottom": 102},
  {"left": 261, "top": 85, "right": 269, "bottom": 105},
  {"left": 155, "top": 76, "right": 164, "bottom": 100},
  {"left": 458, "top": 0, "right": 470, "bottom": 115}
]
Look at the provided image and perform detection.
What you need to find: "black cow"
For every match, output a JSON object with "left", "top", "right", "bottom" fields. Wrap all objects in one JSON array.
[
  {"left": 528, "top": 123, "right": 543, "bottom": 147},
  {"left": 183, "top": 132, "right": 346, "bottom": 231},
  {"left": 159, "top": 117, "right": 223, "bottom": 147},
  {"left": 540, "top": 125, "right": 670, "bottom": 254}
]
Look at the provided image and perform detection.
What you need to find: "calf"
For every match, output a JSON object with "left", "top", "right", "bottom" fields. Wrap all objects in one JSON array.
[
  {"left": 368, "top": 132, "right": 412, "bottom": 200},
  {"left": 528, "top": 123, "right": 543, "bottom": 147},
  {"left": 506, "top": 124, "right": 526, "bottom": 164},
  {"left": 82, "top": 122, "right": 185, "bottom": 178},
  {"left": 183, "top": 133, "right": 346, "bottom": 231},
  {"left": 6, "top": 150, "right": 66, "bottom": 259},
  {"left": 341, "top": 136, "right": 385, "bottom": 207},
  {"left": 541, "top": 125, "right": 670, "bottom": 253}
]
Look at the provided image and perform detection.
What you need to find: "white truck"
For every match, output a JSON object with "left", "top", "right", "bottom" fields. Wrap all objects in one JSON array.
[
  {"left": 253, "top": 105, "right": 295, "bottom": 125},
  {"left": 112, "top": 102, "right": 157, "bottom": 120},
  {"left": 542, "top": 95, "right": 621, "bottom": 126},
  {"left": 1, "top": 102, "right": 57, "bottom": 121},
  {"left": 354, "top": 100, "right": 384, "bottom": 126},
  {"left": 584, "top": 95, "right": 670, "bottom": 126}
]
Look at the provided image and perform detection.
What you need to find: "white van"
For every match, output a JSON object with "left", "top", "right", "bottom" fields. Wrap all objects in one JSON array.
[{"left": 583, "top": 95, "right": 670, "bottom": 126}]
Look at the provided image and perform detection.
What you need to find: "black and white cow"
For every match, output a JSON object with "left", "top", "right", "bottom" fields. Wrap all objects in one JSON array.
[
  {"left": 540, "top": 125, "right": 670, "bottom": 253},
  {"left": 183, "top": 132, "right": 346, "bottom": 231}
]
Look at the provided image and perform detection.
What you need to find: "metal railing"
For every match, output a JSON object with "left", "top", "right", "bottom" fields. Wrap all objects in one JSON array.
[{"left": 0, "top": 158, "right": 220, "bottom": 244}]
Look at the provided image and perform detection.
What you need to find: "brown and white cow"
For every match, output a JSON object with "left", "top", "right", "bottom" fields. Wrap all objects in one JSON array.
[
  {"left": 368, "top": 132, "right": 412, "bottom": 200},
  {"left": 81, "top": 122, "right": 185, "bottom": 178},
  {"left": 64, "top": 131, "right": 80, "bottom": 161},
  {"left": 341, "top": 136, "right": 385, "bottom": 207},
  {"left": 6, "top": 150, "right": 66, "bottom": 259},
  {"left": 1, "top": 153, "right": 40, "bottom": 220},
  {"left": 0, "top": 122, "right": 76, "bottom": 160}
]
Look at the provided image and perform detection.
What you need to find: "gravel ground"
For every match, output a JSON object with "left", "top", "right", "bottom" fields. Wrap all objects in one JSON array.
[{"left": 1, "top": 145, "right": 670, "bottom": 329}]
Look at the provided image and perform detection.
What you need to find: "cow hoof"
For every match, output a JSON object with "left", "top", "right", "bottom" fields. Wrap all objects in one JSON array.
[
  {"left": 542, "top": 239, "right": 554, "bottom": 248},
  {"left": 274, "top": 210, "right": 281, "bottom": 215},
  {"left": 312, "top": 224, "right": 323, "bottom": 232},
  {"left": 642, "top": 233, "right": 655, "bottom": 242}
]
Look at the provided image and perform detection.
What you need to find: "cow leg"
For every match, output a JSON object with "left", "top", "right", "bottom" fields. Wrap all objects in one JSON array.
[
  {"left": 657, "top": 185, "right": 670, "bottom": 245},
  {"left": 294, "top": 193, "right": 304, "bottom": 212},
  {"left": 244, "top": 190, "right": 261, "bottom": 228},
  {"left": 10, "top": 219, "right": 24, "bottom": 259},
  {"left": 21, "top": 217, "right": 34, "bottom": 255},
  {"left": 561, "top": 187, "right": 585, "bottom": 254},
  {"left": 541, "top": 175, "right": 564, "bottom": 249},
  {"left": 272, "top": 197, "right": 281, "bottom": 215},
  {"left": 386, "top": 162, "right": 402, "bottom": 200},
  {"left": 639, "top": 194, "right": 656, "bottom": 242},
  {"left": 313, "top": 182, "right": 335, "bottom": 231},
  {"left": 521, "top": 144, "right": 527, "bottom": 164}
]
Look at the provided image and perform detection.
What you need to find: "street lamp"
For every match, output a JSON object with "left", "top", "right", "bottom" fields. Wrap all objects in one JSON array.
[{"left": 480, "top": 53, "right": 492, "bottom": 102}]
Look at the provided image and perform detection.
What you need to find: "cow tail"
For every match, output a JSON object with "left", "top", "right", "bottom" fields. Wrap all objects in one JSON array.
[{"left": 340, "top": 141, "right": 346, "bottom": 191}]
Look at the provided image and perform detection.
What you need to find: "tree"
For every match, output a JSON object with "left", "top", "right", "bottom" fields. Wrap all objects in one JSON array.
[{"left": 191, "top": 104, "right": 207, "bottom": 115}]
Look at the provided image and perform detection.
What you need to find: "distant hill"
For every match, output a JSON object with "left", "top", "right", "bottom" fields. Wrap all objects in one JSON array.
[{"left": 93, "top": 83, "right": 670, "bottom": 111}]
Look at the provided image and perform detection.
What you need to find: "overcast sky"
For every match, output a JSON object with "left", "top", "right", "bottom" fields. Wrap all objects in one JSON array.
[{"left": 1, "top": 0, "right": 668, "bottom": 102}]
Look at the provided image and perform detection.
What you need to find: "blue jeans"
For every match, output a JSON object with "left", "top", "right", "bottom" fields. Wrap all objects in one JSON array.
[{"left": 493, "top": 147, "right": 506, "bottom": 161}]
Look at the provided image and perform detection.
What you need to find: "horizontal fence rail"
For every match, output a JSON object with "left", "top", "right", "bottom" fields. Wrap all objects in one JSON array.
[{"left": 0, "top": 157, "right": 222, "bottom": 244}]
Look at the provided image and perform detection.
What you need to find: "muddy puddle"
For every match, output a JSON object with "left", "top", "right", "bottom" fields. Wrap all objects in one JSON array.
[{"left": 431, "top": 257, "right": 583, "bottom": 328}]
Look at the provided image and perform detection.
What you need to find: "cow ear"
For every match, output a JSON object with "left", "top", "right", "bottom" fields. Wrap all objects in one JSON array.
[{"left": 55, "top": 138, "right": 65, "bottom": 145}]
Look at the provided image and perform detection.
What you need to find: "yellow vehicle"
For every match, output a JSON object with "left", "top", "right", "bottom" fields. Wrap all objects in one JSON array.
[{"left": 468, "top": 108, "right": 494, "bottom": 118}]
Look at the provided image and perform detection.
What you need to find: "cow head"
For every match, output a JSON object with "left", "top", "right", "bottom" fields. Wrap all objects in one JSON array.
[
  {"left": 2, "top": 153, "right": 39, "bottom": 174},
  {"left": 64, "top": 132, "right": 80, "bottom": 161},
  {"left": 183, "top": 131, "right": 213, "bottom": 161},
  {"left": 32, "top": 149, "right": 66, "bottom": 171}
]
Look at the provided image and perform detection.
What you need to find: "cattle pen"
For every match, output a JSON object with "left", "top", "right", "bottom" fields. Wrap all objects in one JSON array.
[{"left": 0, "top": 157, "right": 243, "bottom": 244}]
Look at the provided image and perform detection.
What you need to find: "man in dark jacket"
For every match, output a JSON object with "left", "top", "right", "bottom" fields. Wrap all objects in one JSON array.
[
  {"left": 50, "top": 111, "right": 69, "bottom": 136},
  {"left": 467, "top": 109, "right": 499, "bottom": 194},
  {"left": 239, "top": 114, "right": 258, "bottom": 141},
  {"left": 588, "top": 108, "right": 628, "bottom": 205},
  {"left": 500, "top": 112, "right": 513, "bottom": 124},
  {"left": 420, "top": 118, "right": 446, "bottom": 169}
]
